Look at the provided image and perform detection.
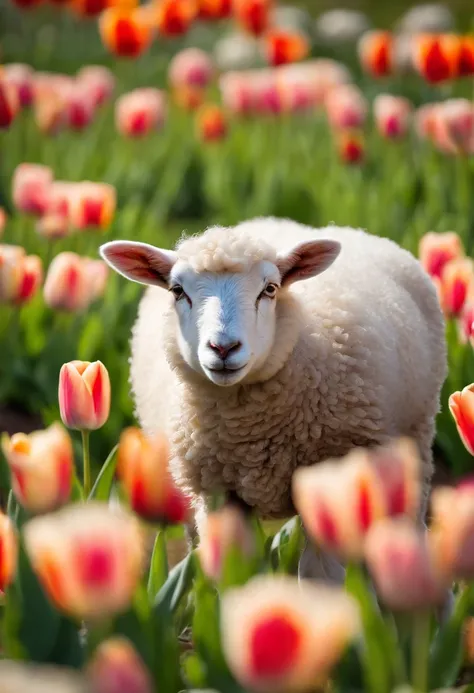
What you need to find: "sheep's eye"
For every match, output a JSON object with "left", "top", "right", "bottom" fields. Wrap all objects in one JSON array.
[
  {"left": 170, "top": 285, "right": 184, "bottom": 300},
  {"left": 262, "top": 283, "right": 278, "bottom": 298}
]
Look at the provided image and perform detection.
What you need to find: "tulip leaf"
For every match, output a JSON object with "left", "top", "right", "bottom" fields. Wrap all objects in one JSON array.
[
  {"left": 49, "top": 616, "right": 84, "bottom": 669},
  {"left": 270, "top": 516, "right": 304, "bottom": 574},
  {"left": 153, "top": 551, "right": 196, "bottom": 615},
  {"left": 113, "top": 585, "right": 154, "bottom": 675},
  {"left": 147, "top": 529, "right": 169, "bottom": 600},
  {"left": 429, "top": 585, "right": 474, "bottom": 689},
  {"left": 88, "top": 444, "right": 118, "bottom": 501},
  {"left": 182, "top": 652, "right": 207, "bottom": 688},
  {"left": 71, "top": 474, "right": 84, "bottom": 503}
]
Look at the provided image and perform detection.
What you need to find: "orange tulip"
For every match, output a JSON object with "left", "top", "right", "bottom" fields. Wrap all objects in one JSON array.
[
  {"left": 431, "top": 484, "right": 474, "bottom": 580},
  {"left": 173, "top": 84, "right": 205, "bottom": 111},
  {"left": 4, "top": 63, "right": 34, "bottom": 108},
  {"left": 293, "top": 439, "right": 421, "bottom": 560},
  {"left": 458, "top": 36, "right": 474, "bottom": 77},
  {"left": 70, "top": 0, "right": 109, "bottom": 17},
  {"left": 169, "top": 47, "right": 214, "bottom": 89},
  {"left": 115, "top": 88, "right": 166, "bottom": 137},
  {"left": 438, "top": 257, "right": 474, "bottom": 317},
  {"left": 12, "top": 163, "right": 53, "bottom": 216},
  {"left": 117, "top": 427, "right": 189, "bottom": 524},
  {"left": 0, "top": 207, "right": 7, "bottom": 236},
  {"left": 263, "top": 30, "right": 309, "bottom": 67},
  {"left": 221, "top": 575, "right": 360, "bottom": 692},
  {"left": 33, "top": 82, "right": 66, "bottom": 136},
  {"left": 325, "top": 84, "right": 367, "bottom": 130},
  {"left": 99, "top": 5, "right": 153, "bottom": 58},
  {"left": 413, "top": 33, "right": 461, "bottom": 83},
  {"left": 0, "top": 251, "right": 43, "bottom": 305},
  {"left": 155, "top": 0, "right": 196, "bottom": 37},
  {"left": 449, "top": 384, "right": 474, "bottom": 456},
  {"left": 76, "top": 65, "right": 115, "bottom": 107},
  {"left": 88, "top": 637, "right": 153, "bottom": 693},
  {"left": 69, "top": 182, "right": 116, "bottom": 230},
  {"left": 196, "top": 104, "right": 228, "bottom": 141},
  {"left": 233, "top": 0, "right": 272, "bottom": 37},
  {"left": 197, "top": 0, "right": 231, "bottom": 20},
  {"left": 358, "top": 30, "right": 394, "bottom": 77},
  {"left": 198, "top": 506, "right": 255, "bottom": 580},
  {"left": 336, "top": 130, "right": 365, "bottom": 165},
  {"left": 0, "top": 512, "right": 17, "bottom": 594},
  {"left": 419, "top": 231, "right": 464, "bottom": 279},
  {"left": 365, "top": 518, "right": 449, "bottom": 610},
  {"left": 373, "top": 94, "right": 412, "bottom": 139},
  {"left": 43, "top": 252, "right": 93, "bottom": 311},
  {"left": 24, "top": 503, "right": 145, "bottom": 619},
  {"left": 59, "top": 360, "right": 111, "bottom": 431},
  {"left": 2, "top": 423, "right": 73, "bottom": 514}
]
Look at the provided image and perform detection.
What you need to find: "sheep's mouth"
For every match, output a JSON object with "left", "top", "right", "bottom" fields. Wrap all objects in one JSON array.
[{"left": 207, "top": 365, "right": 246, "bottom": 374}]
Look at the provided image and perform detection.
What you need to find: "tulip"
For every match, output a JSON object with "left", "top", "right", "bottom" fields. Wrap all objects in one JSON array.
[
  {"left": 198, "top": 505, "right": 255, "bottom": 581},
  {"left": 4, "top": 63, "right": 34, "bottom": 108},
  {"left": 62, "top": 81, "right": 96, "bottom": 131},
  {"left": 252, "top": 69, "right": 283, "bottom": 115},
  {"left": 117, "top": 427, "right": 189, "bottom": 524},
  {"left": 10, "top": 0, "right": 43, "bottom": 7},
  {"left": 173, "top": 85, "right": 205, "bottom": 111},
  {"left": 430, "top": 484, "right": 474, "bottom": 581},
  {"left": 234, "top": 0, "right": 272, "bottom": 37},
  {"left": 12, "top": 163, "right": 53, "bottom": 216},
  {"left": 0, "top": 512, "right": 17, "bottom": 594},
  {"left": 155, "top": 0, "right": 196, "bottom": 37},
  {"left": 413, "top": 33, "right": 460, "bottom": 83},
  {"left": 458, "top": 36, "right": 474, "bottom": 77},
  {"left": 219, "top": 72, "right": 255, "bottom": 116},
  {"left": 169, "top": 48, "right": 214, "bottom": 89},
  {"left": 115, "top": 88, "right": 166, "bottom": 137},
  {"left": 84, "top": 259, "right": 109, "bottom": 301},
  {"left": 24, "top": 503, "right": 145, "bottom": 619},
  {"left": 449, "top": 384, "right": 474, "bottom": 456},
  {"left": 221, "top": 575, "right": 360, "bottom": 692},
  {"left": 414, "top": 103, "right": 440, "bottom": 141},
  {"left": 87, "top": 638, "right": 153, "bottom": 693},
  {"left": 46, "top": 181, "right": 77, "bottom": 220},
  {"left": 0, "top": 77, "right": 19, "bottom": 128},
  {"left": 438, "top": 257, "right": 474, "bottom": 317},
  {"left": 373, "top": 94, "right": 412, "bottom": 139},
  {"left": 43, "top": 252, "right": 92, "bottom": 311},
  {"left": 263, "top": 30, "right": 310, "bottom": 67},
  {"left": 459, "top": 301, "right": 474, "bottom": 345},
  {"left": 0, "top": 251, "right": 43, "bottom": 305},
  {"left": 70, "top": 0, "right": 109, "bottom": 17},
  {"left": 358, "top": 30, "right": 394, "bottom": 77},
  {"left": 197, "top": 0, "right": 231, "bottom": 20},
  {"left": 99, "top": 6, "right": 153, "bottom": 58},
  {"left": 33, "top": 83, "right": 66, "bottom": 136},
  {"left": 1, "top": 423, "right": 73, "bottom": 514},
  {"left": 419, "top": 231, "right": 463, "bottom": 279},
  {"left": 36, "top": 214, "right": 70, "bottom": 240},
  {"left": 336, "top": 130, "right": 365, "bottom": 165},
  {"left": 276, "top": 66, "right": 316, "bottom": 114},
  {"left": 196, "top": 104, "right": 228, "bottom": 142},
  {"left": 293, "top": 438, "right": 421, "bottom": 560},
  {"left": 0, "top": 207, "right": 7, "bottom": 236},
  {"left": 76, "top": 65, "right": 115, "bottom": 107},
  {"left": 59, "top": 360, "right": 111, "bottom": 431},
  {"left": 365, "top": 518, "right": 449, "bottom": 610},
  {"left": 325, "top": 84, "right": 367, "bottom": 130},
  {"left": 69, "top": 182, "right": 116, "bottom": 230},
  {"left": 431, "top": 98, "right": 474, "bottom": 155}
]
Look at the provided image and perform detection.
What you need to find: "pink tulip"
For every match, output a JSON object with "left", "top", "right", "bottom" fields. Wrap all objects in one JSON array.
[
  {"left": 0, "top": 77, "right": 19, "bottom": 128},
  {"left": 46, "top": 181, "right": 77, "bottom": 219},
  {"left": 373, "top": 94, "right": 412, "bottom": 139},
  {"left": 88, "top": 638, "right": 153, "bottom": 693},
  {"left": 4, "top": 63, "right": 34, "bottom": 108},
  {"left": 115, "top": 88, "right": 167, "bottom": 138},
  {"left": 36, "top": 214, "right": 71, "bottom": 240},
  {"left": 62, "top": 81, "right": 96, "bottom": 131},
  {"left": 59, "top": 360, "right": 111, "bottom": 431},
  {"left": 76, "top": 65, "right": 115, "bottom": 107},
  {"left": 432, "top": 98, "right": 474, "bottom": 154},
  {"left": 12, "top": 163, "right": 53, "bottom": 216},
  {"left": 418, "top": 231, "right": 464, "bottom": 279},
  {"left": 459, "top": 301, "right": 474, "bottom": 345},
  {"left": 219, "top": 71, "right": 256, "bottom": 116},
  {"left": 414, "top": 102, "right": 440, "bottom": 141},
  {"left": 169, "top": 47, "right": 214, "bottom": 89},
  {"left": 438, "top": 257, "right": 474, "bottom": 317},
  {"left": 84, "top": 258, "right": 109, "bottom": 300},
  {"left": 198, "top": 506, "right": 255, "bottom": 580},
  {"left": 325, "top": 84, "right": 367, "bottom": 130},
  {"left": 43, "top": 252, "right": 93, "bottom": 311}
]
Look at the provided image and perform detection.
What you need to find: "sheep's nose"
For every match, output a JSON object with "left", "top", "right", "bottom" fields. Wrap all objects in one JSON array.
[{"left": 208, "top": 340, "right": 242, "bottom": 360}]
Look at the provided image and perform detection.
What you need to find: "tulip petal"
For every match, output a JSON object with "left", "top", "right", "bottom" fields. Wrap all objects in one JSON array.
[{"left": 59, "top": 363, "right": 95, "bottom": 430}]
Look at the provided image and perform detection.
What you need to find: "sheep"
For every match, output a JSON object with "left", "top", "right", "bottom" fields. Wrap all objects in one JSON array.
[{"left": 100, "top": 217, "right": 447, "bottom": 580}]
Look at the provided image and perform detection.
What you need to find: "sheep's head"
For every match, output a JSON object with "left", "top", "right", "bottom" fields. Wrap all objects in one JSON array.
[{"left": 100, "top": 227, "right": 340, "bottom": 387}]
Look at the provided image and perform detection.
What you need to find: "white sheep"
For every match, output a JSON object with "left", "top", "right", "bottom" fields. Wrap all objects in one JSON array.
[{"left": 101, "top": 217, "right": 446, "bottom": 577}]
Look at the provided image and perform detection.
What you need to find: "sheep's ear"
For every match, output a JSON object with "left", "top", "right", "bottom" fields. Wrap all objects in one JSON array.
[
  {"left": 276, "top": 240, "right": 341, "bottom": 286},
  {"left": 99, "top": 241, "right": 177, "bottom": 288}
]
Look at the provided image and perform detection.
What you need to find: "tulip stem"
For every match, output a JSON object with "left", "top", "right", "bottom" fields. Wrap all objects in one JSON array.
[
  {"left": 411, "top": 610, "right": 431, "bottom": 693},
  {"left": 81, "top": 430, "right": 91, "bottom": 497}
]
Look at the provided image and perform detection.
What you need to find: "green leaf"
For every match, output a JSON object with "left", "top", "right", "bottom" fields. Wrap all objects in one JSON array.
[
  {"left": 153, "top": 551, "right": 195, "bottom": 615},
  {"left": 147, "top": 529, "right": 169, "bottom": 600},
  {"left": 112, "top": 584, "right": 154, "bottom": 675},
  {"left": 270, "top": 516, "right": 304, "bottom": 574},
  {"left": 71, "top": 474, "right": 84, "bottom": 503},
  {"left": 429, "top": 585, "right": 474, "bottom": 689},
  {"left": 48, "top": 616, "right": 84, "bottom": 669},
  {"left": 193, "top": 575, "right": 227, "bottom": 677},
  {"left": 182, "top": 652, "right": 207, "bottom": 689},
  {"left": 88, "top": 444, "right": 118, "bottom": 501}
]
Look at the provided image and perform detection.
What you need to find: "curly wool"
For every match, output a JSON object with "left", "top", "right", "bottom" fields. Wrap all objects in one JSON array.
[{"left": 130, "top": 218, "right": 447, "bottom": 520}]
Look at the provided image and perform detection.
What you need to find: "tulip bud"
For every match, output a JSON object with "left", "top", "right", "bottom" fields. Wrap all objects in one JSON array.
[
  {"left": 374, "top": 94, "right": 412, "bottom": 139},
  {"left": 196, "top": 104, "right": 228, "bottom": 142},
  {"left": 24, "top": 503, "right": 145, "bottom": 620},
  {"left": 197, "top": 0, "right": 231, "bottom": 20},
  {"left": 419, "top": 231, "right": 464, "bottom": 279},
  {"left": 76, "top": 66, "right": 115, "bottom": 108},
  {"left": 365, "top": 518, "right": 449, "bottom": 610},
  {"left": 117, "top": 427, "right": 189, "bottom": 524},
  {"left": 59, "top": 360, "right": 111, "bottom": 431},
  {"left": 358, "top": 30, "right": 394, "bottom": 77},
  {"left": 438, "top": 257, "right": 474, "bottom": 317},
  {"left": 99, "top": 6, "right": 153, "bottom": 58},
  {"left": 336, "top": 129, "right": 365, "bottom": 164},
  {"left": 44, "top": 252, "right": 93, "bottom": 311},
  {"left": 156, "top": 0, "right": 196, "bottom": 37},
  {"left": 169, "top": 48, "right": 214, "bottom": 90},
  {"left": 69, "top": 182, "right": 116, "bottom": 230},
  {"left": 234, "top": 0, "right": 272, "bottom": 37},
  {"left": 413, "top": 33, "right": 461, "bottom": 83},
  {"left": 87, "top": 637, "right": 153, "bottom": 693},
  {"left": 221, "top": 575, "right": 360, "bottom": 692},
  {"left": 12, "top": 163, "right": 53, "bottom": 216},
  {"left": 2, "top": 423, "right": 73, "bottom": 514},
  {"left": 263, "top": 30, "right": 310, "bottom": 67},
  {"left": 4, "top": 63, "right": 34, "bottom": 108},
  {"left": 293, "top": 438, "right": 421, "bottom": 560},
  {"left": 0, "top": 512, "right": 17, "bottom": 594},
  {"left": 198, "top": 506, "right": 255, "bottom": 581},
  {"left": 325, "top": 84, "right": 367, "bottom": 130},
  {"left": 449, "top": 384, "right": 474, "bottom": 455},
  {"left": 115, "top": 88, "right": 167, "bottom": 138}
]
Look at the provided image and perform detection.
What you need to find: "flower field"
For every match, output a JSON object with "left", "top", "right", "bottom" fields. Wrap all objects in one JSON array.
[{"left": 3, "top": 0, "right": 474, "bottom": 691}]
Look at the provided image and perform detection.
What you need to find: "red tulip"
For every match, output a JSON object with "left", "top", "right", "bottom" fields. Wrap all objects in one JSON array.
[
  {"left": 70, "top": 0, "right": 109, "bottom": 17},
  {"left": 336, "top": 130, "right": 365, "bottom": 165},
  {"left": 234, "top": 0, "right": 272, "bottom": 37},
  {"left": 4, "top": 64, "right": 34, "bottom": 108},
  {"left": 99, "top": 5, "right": 153, "bottom": 58},
  {"left": 0, "top": 512, "right": 17, "bottom": 594},
  {"left": 0, "top": 77, "right": 20, "bottom": 128},
  {"left": 413, "top": 33, "right": 461, "bottom": 83},
  {"left": 325, "top": 84, "right": 367, "bottom": 130},
  {"left": 458, "top": 36, "right": 474, "bottom": 77},
  {"left": 69, "top": 181, "right": 116, "bottom": 230},
  {"left": 62, "top": 81, "right": 96, "bottom": 131},
  {"left": 116, "top": 88, "right": 166, "bottom": 137},
  {"left": 419, "top": 231, "right": 463, "bottom": 279},
  {"left": 196, "top": 103, "right": 228, "bottom": 141},
  {"left": 197, "top": 0, "right": 231, "bottom": 20},
  {"left": 9, "top": 0, "right": 43, "bottom": 8},
  {"left": 155, "top": 0, "right": 196, "bottom": 37},
  {"left": 373, "top": 94, "right": 412, "bottom": 139},
  {"left": 358, "top": 30, "right": 394, "bottom": 77},
  {"left": 438, "top": 257, "right": 474, "bottom": 317},
  {"left": 263, "top": 30, "right": 309, "bottom": 67},
  {"left": 169, "top": 48, "right": 214, "bottom": 89},
  {"left": 59, "top": 360, "right": 111, "bottom": 431}
]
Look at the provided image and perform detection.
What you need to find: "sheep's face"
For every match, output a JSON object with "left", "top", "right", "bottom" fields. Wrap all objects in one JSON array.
[{"left": 100, "top": 235, "right": 340, "bottom": 387}]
